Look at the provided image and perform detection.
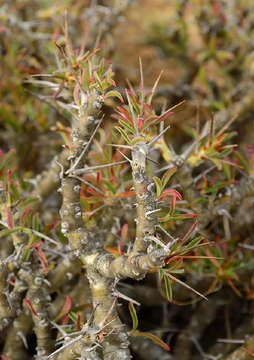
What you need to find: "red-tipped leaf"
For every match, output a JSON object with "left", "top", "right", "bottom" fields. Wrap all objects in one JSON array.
[
  {"left": 159, "top": 189, "right": 182, "bottom": 201},
  {"left": 56, "top": 295, "right": 72, "bottom": 321},
  {"left": 24, "top": 299, "right": 39, "bottom": 318}
]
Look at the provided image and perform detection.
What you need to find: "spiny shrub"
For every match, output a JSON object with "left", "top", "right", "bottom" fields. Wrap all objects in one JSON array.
[{"left": 1, "top": 2, "right": 254, "bottom": 360}]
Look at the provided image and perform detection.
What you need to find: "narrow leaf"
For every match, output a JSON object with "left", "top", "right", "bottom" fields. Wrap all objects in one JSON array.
[
  {"left": 0, "top": 227, "right": 21, "bottom": 238},
  {"left": 116, "top": 106, "right": 132, "bottom": 123},
  {"left": 164, "top": 275, "right": 172, "bottom": 301},
  {"left": 6, "top": 207, "right": 13, "bottom": 229},
  {"left": 157, "top": 109, "right": 174, "bottom": 123},
  {"left": 94, "top": 71, "right": 104, "bottom": 93},
  {"left": 233, "top": 151, "right": 250, "bottom": 172},
  {"left": 0, "top": 355, "right": 12, "bottom": 360},
  {"left": 56, "top": 296, "right": 72, "bottom": 321},
  {"left": 126, "top": 90, "right": 139, "bottom": 136},
  {"left": 105, "top": 90, "right": 124, "bottom": 103},
  {"left": 35, "top": 247, "right": 49, "bottom": 274},
  {"left": 130, "top": 330, "right": 170, "bottom": 352},
  {"left": 116, "top": 127, "right": 132, "bottom": 145},
  {"left": 161, "top": 166, "right": 177, "bottom": 190},
  {"left": 128, "top": 302, "right": 138, "bottom": 331},
  {"left": 76, "top": 314, "right": 82, "bottom": 331},
  {"left": 17, "top": 197, "right": 38, "bottom": 209},
  {"left": 183, "top": 236, "right": 203, "bottom": 251},
  {"left": 119, "top": 120, "right": 136, "bottom": 135},
  {"left": 105, "top": 245, "right": 120, "bottom": 257},
  {"left": 0, "top": 149, "right": 16, "bottom": 171},
  {"left": 182, "top": 221, "right": 198, "bottom": 244},
  {"left": 153, "top": 176, "right": 162, "bottom": 197},
  {"left": 241, "top": 347, "right": 254, "bottom": 358},
  {"left": 159, "top": 189, "right": 182, "bottom": 201},
  {"left": 222, "top": 163, "right": 231, "bottom": 180},
  {"left": 71, "top": 303, "right": 93, "bottom": 312},
  {"left": 73, "top": 83, "right": 80, "bottom": 106},
  {"left": 118, "top": 223, "right": 128, "bottom": 255},
  {"left": 24, "top": 299, "right": 39, "bottom": 318}
]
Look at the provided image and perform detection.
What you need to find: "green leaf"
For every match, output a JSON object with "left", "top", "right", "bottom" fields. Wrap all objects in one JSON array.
[
  {"left": 128, "top": 302, "right": 138, "bottom": 331},
  {"left": 161, "top": 166, "right": 177, "bottom": 190},
  {"left": 158, "top": 268, "right": 164, "bottom": 279},
  {"left": 82, "top": 67, "right": 90, "bottom": 89},
  {"left": 22, "top": 248, "right": 31, "bottom": 262},
  {"left": 215, "top": 148, "right": 232, "bottom": 159},
  {"left": 198, "top": 67, "right": 208, "bottom": 86},
  {"left": 153, "top": 176, "right": 162, "bottom": 197},
  {"left": 17, "top": 197, "right": 39, "bottom": 209},
  {"left": 183, "top": 236, "right": 203, "bottom": 251},
  {"left": 194, "top": 198, "right": 209, "bottom": 205},
  {"left": 94, "top": 71, "right": 104, "bottom": 93},
  {"left": 164, "top": 275, "right": 172, "bottom": 301},
  {"left": 169, "top": 269, "right": 185, "bottom": 274},
  {"left": 103, "top": 181, "right": 116, "bottom": 194},
  {"left": 222, "top": 163, "right": 231, "bottom": 180},
  {"left": 105, "top": 90, "right": 124, "bottom": 103},
  {"left": 10, "top": 183, "right": 20, "bottom": 201},
  {"left": 56, "top": 230, "right": 68, "bottom": 245},
  {"left": 32, "top": 213, "right": 39, "bottom": 231},
  {"left": 71, "top": 304, "right": 92, "bottom": 312},
  {"left": 165, "top": 213, "right": 197, "bottom": 222},
  {"left": 68, "top": 311, "right": 78, "bottom": 322},
  {"left": 98, "top": 58, "right": 105, "bottom": 76},
  {"left": 55, "top": 295, "right": 72, "bottom": 321},
  {"left": 0, "top": 227, "right": 20, "bottom": 238},
  {"left": 119, "top": 120, "right": 136, "bottom": 135},
  {"left": 126, "top": 90, "right": 140, "bottom": 114},
  {"left": 233, "top": 152, "right": 250, "bottom": 172},
  {"left": 0, "top": 149, "right": 16, "bottom": 171},
  {"left": 115, "top": 127, "right": 132, "bottom": 145}
]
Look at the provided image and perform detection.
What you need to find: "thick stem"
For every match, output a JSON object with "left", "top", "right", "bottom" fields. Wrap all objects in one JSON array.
[
  {"left": 2, "top": 312, "right": 32, "bottom": 360},
  {"left": 59, "top": 88, "right": 132, "bottom": 358},
  {"left": 129, "top": 143, "right": 157, "bottom": 258},
  {"left": 87, "top": 268, "right": 131, "bottom": 360},
  {"left": 25, "top": 271, "right": 54, "bottom": 357}
]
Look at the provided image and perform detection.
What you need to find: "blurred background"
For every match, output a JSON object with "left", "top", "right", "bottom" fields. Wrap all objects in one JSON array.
[{"left": 1, "top": 1, "right": 254, "bottom": 359}]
